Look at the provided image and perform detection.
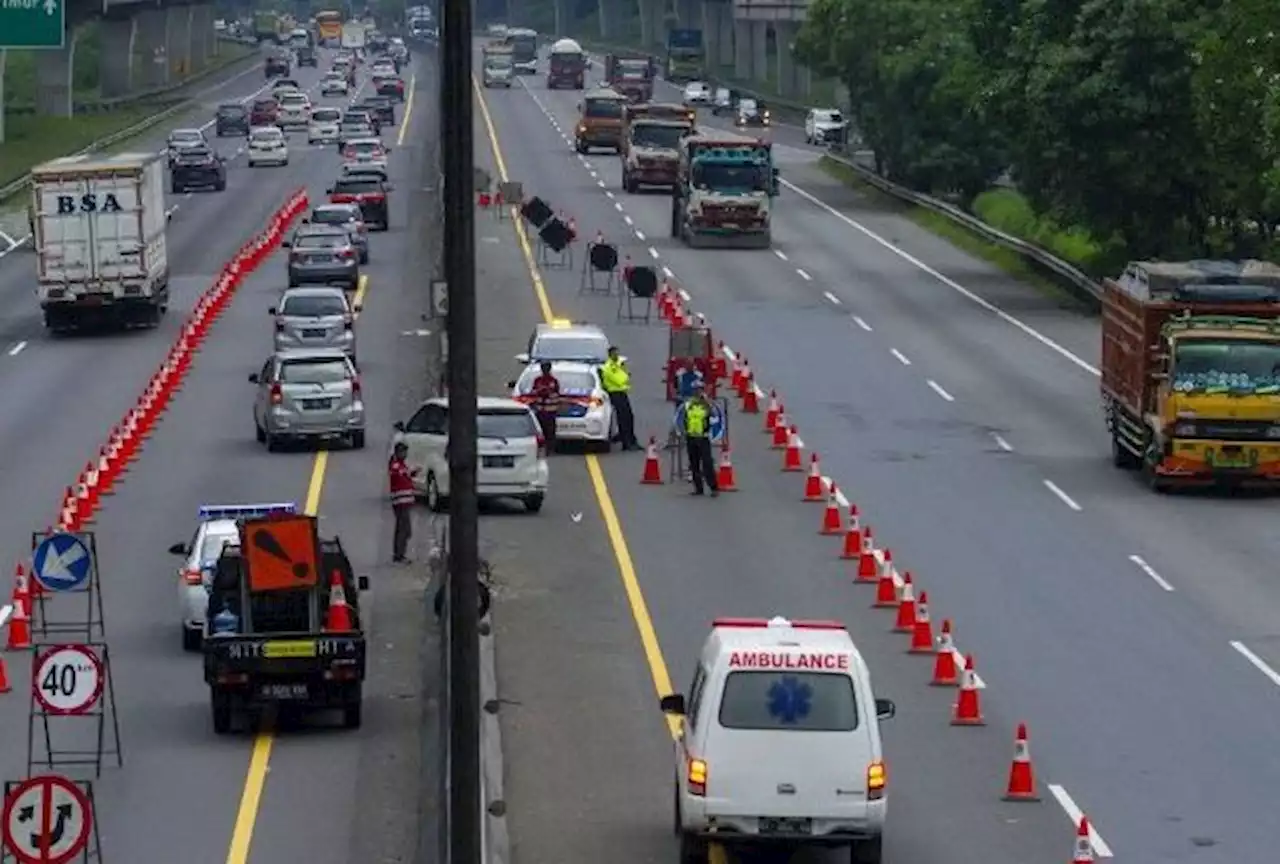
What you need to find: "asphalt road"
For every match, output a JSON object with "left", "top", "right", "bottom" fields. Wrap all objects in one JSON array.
[
  {"left": 0, "top": 48, "right": 439, "bottom": 863},
  {"left": 474, "top": 52, "right": 1280, "bottom": 864}
]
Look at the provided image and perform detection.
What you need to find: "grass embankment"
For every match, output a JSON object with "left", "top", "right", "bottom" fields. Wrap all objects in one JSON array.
[{"left": 817, "top": 155, "right": 1119, "bottom": 306}]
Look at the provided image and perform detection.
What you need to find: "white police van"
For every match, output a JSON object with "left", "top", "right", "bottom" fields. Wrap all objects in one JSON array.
[{"left": 661, "top": 616, "right": 895, "bottom": 864}]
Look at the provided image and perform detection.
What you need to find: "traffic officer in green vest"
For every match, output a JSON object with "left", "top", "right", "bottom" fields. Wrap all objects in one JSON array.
[
  {"left": 602, "top": 345, "right": 641, "bottom": 451},
  {"left": 678, "top": 379, "right": 719, "bottom": 497}
]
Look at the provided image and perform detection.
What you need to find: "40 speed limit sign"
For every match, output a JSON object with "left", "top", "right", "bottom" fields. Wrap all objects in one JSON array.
[{"left": 31, "top": 646, "right": 103, "bottom": 716}]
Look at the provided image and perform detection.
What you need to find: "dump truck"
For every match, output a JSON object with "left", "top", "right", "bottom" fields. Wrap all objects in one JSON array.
[
  {"left": 547, "top": 37, "right": 586, "bottom": 89},
  {"left": 31, "top": 152, "right": 170, "bottom": 332},
  {"left": 670, "top": 135, "right": 779, "bottom": 248},
  {"left": 605, "top": 52, "right": 656, "bottom": 102},
  {"left": 254, "top": 10, "right": 285, "bottom": 43},
  {"left": 575, "top": 87, "right": 628, "bottom": 153},
  {"left": 664, "top": 28, "right": 705, "bottom": 83},
  {"left": 621, "top": 102, "right": 695, "bottom": 192},
  {"left": 202, "top": 511, "right": 369, "bottom": 733},
  {"left": 1101, "top": 259, "right": 1280, "bottom": 490}
]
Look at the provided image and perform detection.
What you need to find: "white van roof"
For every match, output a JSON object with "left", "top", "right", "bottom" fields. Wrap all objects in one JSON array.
[
  {"left": 551, "top": 37, "right": 583, "bottom": 53},
  {"left": 702, "top": 617, "right": 860, "bottom": 672}
]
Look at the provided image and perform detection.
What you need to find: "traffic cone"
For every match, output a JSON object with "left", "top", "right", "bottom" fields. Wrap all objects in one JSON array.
[
  {"left": 715, "top": 444, "right": 738, "bottom": 491},
  {"left": 874, "top": 561, "right": 900, "bottom": 607},
  {"left": 931, "top": 619, "right": 959, "bottom": 686},
  {"left": 1003, "top": 722, "right": 1040, "bottom": 801},
  {"left": 730, "top": 356, "right": 745, "bottom": 392},
  {"left": 893, "top": 577, "right": 917, "bottom": 631},
  {"left": 11, "top": 565, "right": 30, "bottom": 613},
  {"left": 735, "top": 359, "right": 751, "bottom": 398},
  {"left": 325, "top": 570, "right": 355, "bottom": 632},
  {"left": 6, "top": 597, "right": 31, "bottom": 651},
  {"left": 81, "top": 462, "right": 99, "bottom": 513},
  {"left": 97, "top": 447, "right": 115, "bottom": 495},
  {"left": 820, "top": 486, "right": 843, "bottom": 534},
  {"left": 0, "top": 655, "right": 10, "bottom": 693},
  {"left": 839, "top": 507, "right": 862, "bottom": 559},
  {"left": 741, "top": 376, "right": 759, "bottom": 413},
  {"left": 641, "top": 437, "right": 663, "bottom": 485},
  {"left": 782, "top": 427, "right": 803, "bottom": 471},
  {"left": 1070, "top": 817, "right": 1094, "bottom": 863},
  {"left": 908, "top": 591, "right": 934, "bottom": 652},
  {"left": 771, "top": 411, "right": 789, "bottom": 448},
  {"left": 856, "top": 531, "right": 880, "bottom": 581},
  {"left": 951, "top": 655, "right": 985, "bottom": 725},
  {"left": 803, "top": 455, "right": 824, "bottom": 501},
  {"left": 763, "top": 391, "right": 780, "bottom": 432}
]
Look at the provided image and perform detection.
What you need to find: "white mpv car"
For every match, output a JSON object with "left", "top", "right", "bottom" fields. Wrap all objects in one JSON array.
[{"left": 247, "top": 126, "right": 289, "bottom": 166}]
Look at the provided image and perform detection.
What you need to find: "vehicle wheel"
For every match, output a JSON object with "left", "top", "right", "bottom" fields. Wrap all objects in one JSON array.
[
  {"left": 1111, "top": 431, "right": 1140, "bottom": 469},
  {"left": 211, "top": 691, "right": 233, "bottom": 734},
  {"left": 215, "top": 179, "right": 226, "bottom": 192},
  {"left": 426, "top": 472, "right": 449, "bottom": 512},
  {"left": 678, "top": 831, "right": 707, "bottom": 864},
  {"left": 852, "top": 835, "right": 883, "bottom": 864},
  {"left": 351, "top": 430, "right": 366, "bottom": 449},
  {"left": 182, "top": 626, "right": 202, "bottom": 652},
  {"left": 342, "top": 689, "right": 363, "bottom": 728},
  {"left": 575, "top": 140, "right": 586, "bottom": 154},
  {"left": 523, "top": 493, "right": 544, "bottom": 513},
  {"left": 359, "top": 250, "right": 369, "bottom": 264},
  {"left": 255, "top": 421, "right": 266, "bottom": 443}
]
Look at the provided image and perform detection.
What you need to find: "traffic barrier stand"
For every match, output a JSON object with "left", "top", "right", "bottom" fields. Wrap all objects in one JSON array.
[
  {"left": 820, "top": 487, "right": 843, "bottom": 534},
  {"left": 715, "top": 444, "right": 738, "bottom": 491},
  {"left": 741, "top": 376, "right": 759, "bottom": 413},
  {"left": 763, "top": 391, "right": 780, "bottom": 432},
  {"left": 803, "top": 454, "right": 824, "bottom": 500},
  {"left": 873, "top": 559, "right": 900, "bottom": 607},
  {"left": 839, "top": 507, "right": 862, "bottom": 559},
  {"left": 325, "top": 570, "right": 355, "bottom": 632},
  {"left": 6, "top": 597, "right": 30, "bottom": 651},
  {"left": 893, "top": 576, "right": 917, "bottom": 631},
  {"left": 908, "top": 591, "right": 934, "bottom": 652},
  {"left": 782, "top": 427, "right": 803, "bottom": 471},
  {"left": 931, "top": 619, "right": 959, "bottom": 685},
  {"left": 951, "top": 655, "right": 985, "bottom": 725},
  {"left": 1003, "top": 722, "right": 1040, "bottom": 801},
  {"left": 855, "top": 537, "right": 881, "bottom": 581},
  {"left": 1071, "top": 817, "right": 1094, "bottom": 863},
  {"left": 771, "top": 411, "right": 789, "bottom": 448},
  {"left": 641, "top": 437, "right": 663, "bottom": 485}
]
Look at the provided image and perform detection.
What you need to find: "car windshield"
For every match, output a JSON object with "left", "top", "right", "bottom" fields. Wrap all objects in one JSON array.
[
  {"left": 178, "top": 148, "right": 212, "bottom": 159},
  {"left": 584, "top": 99, "right": 623, "bottom": 119},
  {"left": 477, "top": 409, "right": 539, "bottom": 439},
  {"left": 252, "top": 130, "right": 283, "bottom": 142},
  {"left": 296, "top": 233, "right": 346, "bottom": 248},
  {"left": 516, "top": 368, "right": 597, "bottom": 394},
  {"left": 348, "top": 141, "right": 381, "bottom": 154},
  {"left": 312, "top": 108, "right": 341, "bottom": 122},
  {"left": 718, "top": 671, "right": 859, "bottom": 731},
  {"left": 533, "top": 334, "right": 608, "bottom": 362},
  {"left": 313, "top": 208, "right": 357, "bottom": 225},
  {"left": 740, "top": 99, "right": 758, "bottom": 113},
  {"left": 217, "top": 106, "right": 245, "bottom": 117},
  {"left": 171, "top": 131, "right": 201, "bottom": 143},
  {"left": 279, "top": 358, "right": 350, "bottom": 384},
  {"left": 253, "top": 100, "right": 276, "bottom": 111},
  {"left": 1172, "top": 339, "right": 1280, "bottom": 394},
  {"left": 631, "top": 124, "right": 684, "bottom": 149},
  {"left": 816, "top": 110, "right": 843, "bottom": 124},
  {"left": 280, "top": 94, "right": 307, "bottom": 105},
  {"left": 334, "top": 179, "right": 380, "bottom": 194},
  {"left": 693, "top": 162, "right": 767, "bottom": 192},
  {"left": 618, "top": 60, "right": 647, "bottom": 78},
  {"left": 282, "top": 294, "right": 347, "bottom": 316},
  {"left": 198, "top": 531, "right": 236, "bottom": 568},
  {"left": 343, "top": 112, "right": 371, "bottom": 123}
]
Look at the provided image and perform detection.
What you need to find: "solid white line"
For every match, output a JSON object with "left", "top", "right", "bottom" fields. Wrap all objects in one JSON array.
[
  {"left": 889, "top": 348, "right": 911, "bottom": 366},
  {"left": 927, "top": 380, "right": 954, "bottom": 402},
  {"left": 991, "top": 432, "right": 1014, "bottom": 452},
  {"left": 8, "top": 341, "right": 27, "bottom": 357},
  {"left": 822, "top": 291, "right": 841, "bottom": 306},
  {"left": 1042, "top": 479, "right": 1081, "bottom": 511},
  {"left": 774, "top": 249, "right": 789, "bottom": 261},
  {"left": 1128, "top": 555, "right": 1174, "bottom": 592},
  {"left": 1230, "top": 641, "right": 1280, "bottom": 688},
  {"left": 662, "top": 265, "right": 675, "bottom": 279},
  {"left": 1047, "top": 785, "right": 1113, "bottom": 857},
  {"left": 648, "top": 246, "right": 659, "bottom": 259},
  {"left": 796, "top": 268, "right": 812, "bottom": 281},
  {"left": 852, "top": 315, "right": 872, "bottom": 332},
  {"left": 779, "top": 179, "right": 1101, "bottom": 377}
]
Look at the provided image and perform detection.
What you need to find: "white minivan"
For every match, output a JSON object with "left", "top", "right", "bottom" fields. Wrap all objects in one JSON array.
[{"left": 661, "top": 616, "right": 895, "bottom": 864}]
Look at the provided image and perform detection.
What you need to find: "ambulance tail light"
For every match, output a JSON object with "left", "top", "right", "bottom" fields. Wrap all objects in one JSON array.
[
  {"left": 183, "top": 569, "right": 204, "bottom": 586},
  {"left": 867, "top": 761, "right": 886, "bottom": 800},
  {"left": 687, "top": 758, "right": 708, "bottom": 797},
  {"left": 711, "top": 617, "right": 846, "bottom": 631}
]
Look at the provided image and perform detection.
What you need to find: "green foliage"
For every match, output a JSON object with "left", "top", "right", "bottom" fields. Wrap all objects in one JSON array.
[
  {"left": 0, "top": 108, "right": 159, "bottom": 189},
  {"left": 797, "top": 0, "right": 1280, "bottom": 265}
]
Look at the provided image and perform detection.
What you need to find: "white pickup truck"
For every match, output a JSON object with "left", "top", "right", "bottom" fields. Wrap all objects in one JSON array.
[{"left": 30, "top": 152, "right": 170, "bottom": 332}]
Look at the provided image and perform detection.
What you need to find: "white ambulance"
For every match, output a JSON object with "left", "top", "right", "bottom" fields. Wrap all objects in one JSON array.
[{"left": 660, "top": 616, "right": 895, "bottom": 864}]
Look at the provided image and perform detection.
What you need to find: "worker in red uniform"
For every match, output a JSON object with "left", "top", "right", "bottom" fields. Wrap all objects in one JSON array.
[
  {"left": 389, "top": 441, "right": 419, "bottom": 563},
  {"left": 529, "top": 361, "right": 562, "bottom": 453}
]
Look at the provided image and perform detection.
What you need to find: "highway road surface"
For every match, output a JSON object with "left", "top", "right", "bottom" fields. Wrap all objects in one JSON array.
[
  {"left": 472, "top": 44, "right": 1280, "bottom": 864},
  {"left": 0, "top": 49, "right": 440, "bottom": 863}
]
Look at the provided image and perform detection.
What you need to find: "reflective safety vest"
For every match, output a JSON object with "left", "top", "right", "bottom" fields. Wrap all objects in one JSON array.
[
  {"left": 684, "top": 400, "right": 710, "bottom": 437},
  {"left": 601, "top": 358, "right": 630, "bottom": 394},
  {"left": 389, "top": 457, "right": 416, "bottom": 508}
]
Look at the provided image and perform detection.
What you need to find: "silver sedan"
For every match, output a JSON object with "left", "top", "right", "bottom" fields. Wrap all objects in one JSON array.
[{"left": 270, "top": 285, "right": 359, "bottom": 359}]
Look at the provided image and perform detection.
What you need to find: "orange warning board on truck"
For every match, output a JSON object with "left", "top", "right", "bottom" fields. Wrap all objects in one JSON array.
[{"left": 241, "top": 514, "right": 321, "bottom": 592}]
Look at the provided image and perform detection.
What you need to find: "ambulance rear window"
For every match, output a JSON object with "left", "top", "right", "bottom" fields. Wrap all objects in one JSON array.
[{"left": 718, "top": 672, "right": 858, "bottom": 731}]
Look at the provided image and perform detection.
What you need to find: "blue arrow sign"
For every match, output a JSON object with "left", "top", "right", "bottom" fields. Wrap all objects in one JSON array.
[{"left": 32, "top": 533, "right": 93, "bottom": 593}]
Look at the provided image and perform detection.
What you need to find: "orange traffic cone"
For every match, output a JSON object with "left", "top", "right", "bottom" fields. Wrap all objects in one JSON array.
[
  {"left": 820, "top": 486, "right": 843, "bottom": 534},
  {"left": 874, "top": 561, "right": 901, "bottom": 607},
  {"left": 771, "top": 411, "right": 789, "bottom": 448},
  {"left": 1071, "top": 817, "right": 1094, "bottom": 863},
  {"left": 11, "top": 565, "right": 30, "bottom": 613},
  {"left": 893, "top": 577, "right": 917, "bottom": 632},
  {"left": 641, "top": 437, "right": 663, "bottom": 485},
  {"left": 931, "top": 619, "right": 959, "bottom": 686},
  {"left": 951, "top": 655, "right": 985, "bottom": 725},
  {"left": 6, "top": 598, "right": 31, "bottom": 651},
  {"left": 737, "top": 361, "right": 753, "bottom": 399},
  {"left": 741, "top": 376, "right": 759, "bottom": 413},
  {"left": 0, "top": 655, "right": 10, "bottom": 693},
  {"left": 715, "top": 444, "right": 738, "bottom": 491},
  {"left": 730, "top": 356, "right": 745, "bottom": 392},
  {"left": 803, "top": 455, "right": 824, "bottom": 501},
  {"left": 1003, "top": 722, "right": 1040, "bottom": 801},
  {"left": 325, "top": 570, "right": 355, "bottom": 632},
  {"left": 763, "top": 391, "right": 780, "bottom": 432},
  {"left": 782, "top": 427, "right": 803, "bottom": 472},
  {"left": 908, "top": 591, "right": 934, "bottom": 652},
  {"left": 855, "top": 531, "right": 880, "bottom": 581},
  {"left": 839, "top": 507, "right": 862, "bottom": 559}
]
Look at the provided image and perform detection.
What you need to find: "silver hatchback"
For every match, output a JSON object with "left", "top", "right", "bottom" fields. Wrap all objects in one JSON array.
[
  {"left": 250, "top": 349, "right": 366, "bottom": 450},
  {"left": 284, "top": 225, "right": 360, "bottom": 289},
  {"left": 271, "top": 286, "right": 358, "bottom": 359}
]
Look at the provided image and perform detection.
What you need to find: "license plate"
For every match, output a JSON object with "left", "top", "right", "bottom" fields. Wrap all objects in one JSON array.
[
  {"left": 259, "top": 683, "right": 309, "bottom": 700},
  {"left": 301, "top": 398, "right": 332, "bottom": 409},
  {"left": 759, "top": 817, "right": 812, "bottom": 835},
  {"left": 482, "top": 455, "right": 515, "bottom": 468},
  {"left": 308, "top": 254, "right": 332, "bottom": 264},
  {"left": 1209, "top": 447, "right": 1255, "bottom": 468},
  {"left": 79, "top": 294, "right": 107, "bottom": 305},
  {"left": 302, "top": 328, "right": 327, "bottom": 337}
]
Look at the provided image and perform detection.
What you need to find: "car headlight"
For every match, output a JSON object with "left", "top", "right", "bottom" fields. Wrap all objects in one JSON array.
[
  {"left": 1267, "top": 425, "right": 1280, "bottom": 439},
  {"left": 1173, "top": 422, "right": 1196, "bottom": 436}
]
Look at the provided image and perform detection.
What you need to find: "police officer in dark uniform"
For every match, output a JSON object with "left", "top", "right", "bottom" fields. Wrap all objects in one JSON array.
[{"left": 678, "top": 380, "right": 718, "bottom": 497}]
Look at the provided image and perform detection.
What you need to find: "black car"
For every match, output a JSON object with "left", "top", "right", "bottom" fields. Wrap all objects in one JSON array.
[
  {"left": 360, "top": 96, "right": 396, "bottom": 126},
  {"left": 328, "top": 170, "right": 393, "bottom": 231},
  {"left": 264, "top": 55, "right": 290, "bottom": 78},
  {"left": 215, "top": 103, "right": 250, "bottom": 136},
  {"left": 170, "top": 145, "right": 226, "bottom": 193},
  {"left": 296, "top": 45, "right": 317, "bottom": 67}
]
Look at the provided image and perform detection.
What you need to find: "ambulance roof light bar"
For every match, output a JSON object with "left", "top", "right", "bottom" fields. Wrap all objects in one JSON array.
[
  {"left": 198, "top": 502, "right": 298, "bottom": 521},
  {"left": 712, "top": 616, "right": 846, "bottom": 631}
]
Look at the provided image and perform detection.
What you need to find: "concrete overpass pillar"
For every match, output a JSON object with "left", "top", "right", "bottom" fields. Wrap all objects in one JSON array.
[
  {"left": 733, "top": 17, "right": 751, "bottom": 79},
  {"left": 135, "top": 7, "right": 169, "bottom": 88},
  {"left": 34, "top": 30, "right": 77, "bottom": 117},
  {"left": 750, "top": 21, "right": 767, "bottom": 82},
  {"left": 191, "top": 5, "right": 210, "bottom": 70},
  {"left": 775, "top": 20, "right": 797, "bottom": 98},
  {"left": 595, "top": 0, "right": 612, "bottom": 39},
  {"left": 99, "top": 16, "right": 138, "bottom": 99},
  {"left": 676, "top": 0, "right": 697, "bottom": 26},
  {"left": 638, "top": 0, "right": 659, "bottom": 51},
  {"left": 166, "top": 4, "right": 194, "bottom": 80}
]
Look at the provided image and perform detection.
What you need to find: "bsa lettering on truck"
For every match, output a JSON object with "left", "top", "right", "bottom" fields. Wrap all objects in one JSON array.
[{"left": 56, "top": 193, "right": 124, "bottom": 215}]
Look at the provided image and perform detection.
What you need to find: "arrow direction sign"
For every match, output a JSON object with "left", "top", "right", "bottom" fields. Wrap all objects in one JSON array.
[
  {"left": 0, "top": 0, "right": 65, "bottom": 49},
  {"left": 1, "top": 775, "right": 92, "bottom": 864},
  {"left": 31, "top": 534, "right": 93, "bottom": 593}
]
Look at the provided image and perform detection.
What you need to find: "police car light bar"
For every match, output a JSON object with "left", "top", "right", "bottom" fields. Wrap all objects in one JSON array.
[
  {"left": 712, "top": 617, "right": 846, "bottom": 630},
  {"left": 198, "top": 502, "right": 298, "bottom": 521}
]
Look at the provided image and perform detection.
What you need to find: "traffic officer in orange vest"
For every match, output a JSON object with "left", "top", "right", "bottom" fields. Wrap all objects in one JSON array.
[
  {"left": 389, "top": 441, "right": 419, "bottom": 563},
  {"left": 529, "top": 361, "right": 562, "bottom": 452}
]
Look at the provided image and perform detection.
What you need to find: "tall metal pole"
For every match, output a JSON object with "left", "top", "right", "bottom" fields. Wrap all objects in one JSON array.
[{"left": 441, "top": 0, "right": 481, "bottom": 860}]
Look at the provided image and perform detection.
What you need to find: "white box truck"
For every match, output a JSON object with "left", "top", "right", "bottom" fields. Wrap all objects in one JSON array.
[
  {"left": 341, "top": 21, "right": 366, "bottom": 50},
  {"left": 30, "top": 152, "right": 170, "bottom": 332}
]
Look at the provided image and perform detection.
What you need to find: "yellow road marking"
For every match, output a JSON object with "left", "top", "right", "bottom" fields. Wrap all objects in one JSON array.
[
  {"left": 396, "top": 74, "right": 416, "bottom": 147},
  {"left": 353, "top": 273, "right": 369, "bottom": 313}
]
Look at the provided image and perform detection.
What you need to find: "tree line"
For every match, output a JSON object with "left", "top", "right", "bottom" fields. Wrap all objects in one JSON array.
[{"left": 795, "top": 0, "right": 1280, "bottom": 263}]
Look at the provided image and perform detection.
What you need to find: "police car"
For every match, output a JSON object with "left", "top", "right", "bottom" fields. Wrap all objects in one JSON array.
[
  {"left": 515, "top": 320, "right": 616, "bottom": 367},
  {"left": 510, "top": 360, "right": 616, "bottom": 450},
  {"left": 167, "top": 502, "right": 297, "bottom": 651},
  {"left": 660, "top": 616, "right": 896, "bottom": 864}
]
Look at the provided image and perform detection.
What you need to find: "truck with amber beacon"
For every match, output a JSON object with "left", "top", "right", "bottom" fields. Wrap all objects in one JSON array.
[
  {"left": 670, "top": 135, "right": 778, "bottom": 248},
  {"left": 1101, "top": 259, "right": 1280, "bottom": 490},
  {"left": 620, "top": 102, "right": 694, "bottom": 192}
]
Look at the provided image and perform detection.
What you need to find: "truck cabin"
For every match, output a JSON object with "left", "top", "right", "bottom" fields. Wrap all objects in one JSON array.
[
  {"left": 689, "top": 151, "right": 772, "bottom": 195},
  {"left": 580, "top": 89, "right": 627, "bottom": 124},
  {"left": 629, "top": 119, "right": 693, "bottom": 152}
]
